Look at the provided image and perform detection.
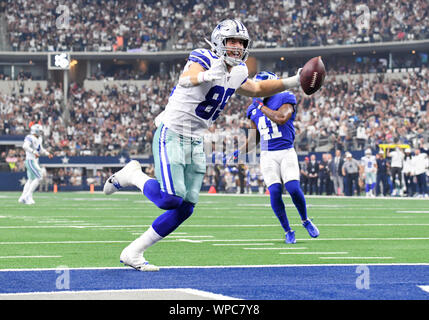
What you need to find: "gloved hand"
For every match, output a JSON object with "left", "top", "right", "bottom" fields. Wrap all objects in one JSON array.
[
  {"left": 198, "top": 58, "right": 226, "bottom": 83},
  {"left": 247, "top": 98, "right": 264, "bottom": 114}
]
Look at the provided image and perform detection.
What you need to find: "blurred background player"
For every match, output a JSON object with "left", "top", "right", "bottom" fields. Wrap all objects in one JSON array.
[
  {"left": 19, "top": 124, "right": 53, "bottom": 205},
  {"left": 342, "top": 152, "right": 360, "bottom": 196},
  {"left": 330, "top": 149, "right": 344, "bottom": 196},
  {"left": 412, "top": 148, "right": 428, "bottom": 198},
  {"left": 360, "top": 148, "right": 377, "bottom": 197},
  {"left": 402, "top": 148, "right": 415, "bottom": 197},
  {"left": 103, "top": 20, "right": 304, "bottom": 270},
  {"left": 227, "top": 71, "right": 319, "bottom": 244},
  {"left": 387, "top": 147, "right": 404, "bottom": 196}
]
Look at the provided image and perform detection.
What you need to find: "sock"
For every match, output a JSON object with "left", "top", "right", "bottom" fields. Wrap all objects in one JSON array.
[
  {"left": 365, "top": 184, "right": 370, "bottom": 193},
  {"left": 152, "top": 200, "right": 195, "bottom": 237},
  {"left": 126, "top": 226, "right": 164, "bottom": 254},
  {"left": 268, "top": 183, "right": 291, "bottom": 233},
  {"left": 143, "top": 179, "right": 183, "bottom": 210},
  {"left": 21, "top": 179, "right": 32, "bottom": 198},
  {"left": 285, "top": 180, "right": 308, "bottom": 221},
  {"left": 130, "top": 169, "right": 151, "bottom": 192},
  {"left": 26, "top": 178, "right": 41, "bottom": 199}
]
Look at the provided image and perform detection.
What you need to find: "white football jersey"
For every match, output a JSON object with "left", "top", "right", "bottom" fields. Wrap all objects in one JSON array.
[
  {"left": 158, "top": 48, "right": 248, "bottom": 138},
  {"left": 23, "top": 134, "right": 45, "bottom": 161},
  {"left": 360, "top": 155, "right": 377, "bottom": 173}
]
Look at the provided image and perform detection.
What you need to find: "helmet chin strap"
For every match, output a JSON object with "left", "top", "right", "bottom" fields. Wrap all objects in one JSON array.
[{"left": 205, "top": 38, "right": 243, "bottom": 67}]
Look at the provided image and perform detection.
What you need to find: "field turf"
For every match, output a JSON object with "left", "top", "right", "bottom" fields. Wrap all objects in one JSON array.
[{"left": 1, "top": 191, "right": 429, "bottom": 300}]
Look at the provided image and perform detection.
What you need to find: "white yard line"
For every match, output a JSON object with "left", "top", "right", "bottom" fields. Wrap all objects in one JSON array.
[
  {"left": 1, "top": 237, "right": 429, "bottom": 246},
  {"left": 279, "top": 252, "right": 349, "bottom": 255},
  {"left": 0, "top": 256, "right": 62, "bottom": 259},
  {"left": 243, "top": 247, "right": 308, "bottom": 250},
  {"left": 319, "top": 257, "right": 393, "bottom": 260},
  {"left": 1, "top": 223, "right": 429, "bottom": 229},
  {"left": 2, "top": 263, "right": 429, "bottom": 272},
  {"left": 212, "top": 243, "right": 275, "bottom": 246}
]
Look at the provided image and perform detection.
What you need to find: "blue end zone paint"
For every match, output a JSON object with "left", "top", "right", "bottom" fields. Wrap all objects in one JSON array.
[{"left": 1, "top": 265, "right": 429, "bottom": 300}]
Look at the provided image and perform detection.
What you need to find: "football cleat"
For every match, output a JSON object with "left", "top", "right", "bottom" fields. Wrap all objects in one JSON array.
[
  {"left": 120, "top": 248, "right": 159, "bottom": 272},
  {"left": 303, "top": 219, "right": 320, "bottom": 238},
  {"left": 103, "top": 160, "right": 141, "bottom": 195},
  {"left": 285, "top": 230, "right": 296, "bottom": 244}
]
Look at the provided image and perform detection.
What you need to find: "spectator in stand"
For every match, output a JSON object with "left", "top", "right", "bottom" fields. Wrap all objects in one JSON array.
[{"left": 402, "top": 148, "right": 415, "bottom": 197}]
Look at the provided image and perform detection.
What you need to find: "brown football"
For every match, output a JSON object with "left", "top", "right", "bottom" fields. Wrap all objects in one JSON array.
[{"left": 300, "top": 56, "right": 326, "bottom": 95}]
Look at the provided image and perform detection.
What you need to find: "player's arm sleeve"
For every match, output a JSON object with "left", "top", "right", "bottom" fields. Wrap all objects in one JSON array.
[
  {"left": 39, "top": 145, "right": 50, "bottom": 156},
  {"left": 179, "top": 49, "right": 216, "bottom": 87},
  {"left": 188, "top": 49, "right": 212, "bottom": 70},
  {"left": 281, "top": 92, "right": 297, "bottom": 111},
  {"left": 22, "top": 138, "right": 35, "bottom": 154}
]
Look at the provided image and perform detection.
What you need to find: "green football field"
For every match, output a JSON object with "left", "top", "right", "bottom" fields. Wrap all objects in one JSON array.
[{"left": 1, "top": 191, "right": 429, "bottom": 270}]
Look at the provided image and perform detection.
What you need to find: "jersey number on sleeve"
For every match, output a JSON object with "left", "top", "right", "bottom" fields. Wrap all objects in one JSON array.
[
  {"left": 258, "top": 117, "right": 282, "bottom": 140},
  {"left": 195, "top": 86, "right": 235, "bottom": 121}
]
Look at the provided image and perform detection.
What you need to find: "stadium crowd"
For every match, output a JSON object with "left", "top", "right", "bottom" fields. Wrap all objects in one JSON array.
[
  {"left": 2, "top": 0, "right": 428, "bottom": 52},
  {"left": 1, "top": 64, "right": 428, "bottom": 196}
]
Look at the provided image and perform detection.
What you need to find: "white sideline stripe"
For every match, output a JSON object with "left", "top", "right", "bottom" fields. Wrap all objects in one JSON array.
[
  {"left": 319, "top": 257, "right": 393, "bottom": 260},
  {"left": 279, "top": 252, "right": 348, "bottom": 255},
  {"left": 2, "top": 263, "right": 429, "bottom": 272},
  {"left": 0, "top": 256, "right": 61, "bottom": 259},
  {"left": 0, "top": 288, "right": 240, "bottom": 300},
  {"left": 397, "top": 211, "right": 429, "bottom": 213},
  {"left": 417, "top": 286, "right": 429, "bottom": 294}
]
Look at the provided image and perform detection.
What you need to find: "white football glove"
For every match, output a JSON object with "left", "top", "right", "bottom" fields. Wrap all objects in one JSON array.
[
  {"left": 198, "top": 58, "right": 226, "bottom": 83},
  {"left": 281, "top": 68, "right": 302, "bottom": 89}
]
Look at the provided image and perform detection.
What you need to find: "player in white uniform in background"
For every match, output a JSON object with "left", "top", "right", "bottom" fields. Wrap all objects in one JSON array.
[
  {"left": 19, "top": 124, "right": 53, "bottom": 204},
  {"left": 103, "top": 19, "right": 304, "bottom": 271},
  {"left": 360, "top": 148, "right": 377, "bottom": 197},
  {"left": 387, "top": 147, "right": 404, "bottom": 196}
]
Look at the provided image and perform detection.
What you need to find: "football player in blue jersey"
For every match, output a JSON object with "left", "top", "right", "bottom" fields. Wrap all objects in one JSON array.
[{"left": 227, "top": 71, "right": 319, "bottom": 244}]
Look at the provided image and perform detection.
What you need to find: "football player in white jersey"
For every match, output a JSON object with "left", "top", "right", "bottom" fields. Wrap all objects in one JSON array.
[
  {"left": 103, "top": 19, "right": 304, "bottom": 271},
  {"left": 360, "top": 148, "right": 377, "bottom": 197},
  {"left": 19, "top": 124, "right": 53, "bottom": 204}
]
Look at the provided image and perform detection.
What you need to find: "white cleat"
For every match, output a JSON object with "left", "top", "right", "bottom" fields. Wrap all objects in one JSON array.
[
  {"left": 18, "top": 196, "right": 25, "bottom": 204},
  {"left": 22, "top": 195, "right": 35, "bottom": 205},
  {"left": 120, "top": 248, "right": 159, "bottom": 272},
  {"left": 103, "top": 160, "right": 142, "bottom": 195}
]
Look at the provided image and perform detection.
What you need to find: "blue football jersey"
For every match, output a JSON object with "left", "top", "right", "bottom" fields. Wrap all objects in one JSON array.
[{"left": 246, "top": 91, "right": 297, "bottom": 151}]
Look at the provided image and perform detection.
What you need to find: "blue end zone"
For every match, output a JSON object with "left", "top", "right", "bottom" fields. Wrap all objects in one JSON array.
[{"left": 1, "top": 265, "right": 429, "bottom": 300}]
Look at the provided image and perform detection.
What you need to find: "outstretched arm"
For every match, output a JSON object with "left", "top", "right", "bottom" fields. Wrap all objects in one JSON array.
[{"left": 236, "top": 70, "right": 301, "bottom": 97}]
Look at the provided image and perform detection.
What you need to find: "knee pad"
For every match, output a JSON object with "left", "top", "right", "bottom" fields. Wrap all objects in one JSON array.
[
  {"left": 178, "top": 200, "right": 194, "bottom": 220},
  {"left": 152, "top": 200, "right": 195, "bottom": 237},
  {"left": 157, "top": 192, "right": 183, "bottom": 210},
  {"left": 268, "top": 183, "right": 283, "bottom": 199},
  {"left": 268, "top": 183, "right": 284, "bottom": 210},
  {"left": 285, "top": 180, "right": 301, "bottom": 197}
]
